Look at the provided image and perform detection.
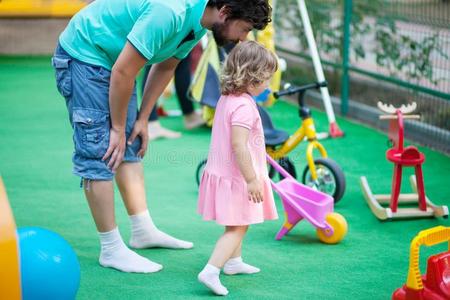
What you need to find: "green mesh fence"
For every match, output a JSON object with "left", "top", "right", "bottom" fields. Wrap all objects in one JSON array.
[{"left": 274, "top": 0, "right": 450, "bottom": 153}]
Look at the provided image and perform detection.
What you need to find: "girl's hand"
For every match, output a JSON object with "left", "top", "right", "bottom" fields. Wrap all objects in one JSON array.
[{"left": 247, "top": 178, "right": 264, "bottom": 203}]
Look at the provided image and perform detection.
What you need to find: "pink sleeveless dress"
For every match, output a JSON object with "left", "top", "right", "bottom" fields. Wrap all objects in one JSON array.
[{"left": 198, "top": 93, "right": 278, "bottom": 226}]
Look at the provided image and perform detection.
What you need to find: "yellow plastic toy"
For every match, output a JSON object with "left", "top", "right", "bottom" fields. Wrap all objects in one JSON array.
[
  {"left": 253, "top": 1, "right": 282, "bottom": 107},
  {"left": 189, "top": 33, "right": 222, "bottom": 126},
  {"left": 0, "top": 176, "right": 21, "bottom": 300},
  {"left": 316, "top": 213, "right": 348, "bottom": 244},
  {"left": 0, "top": 0, "right": 87, "bottom": 17}
]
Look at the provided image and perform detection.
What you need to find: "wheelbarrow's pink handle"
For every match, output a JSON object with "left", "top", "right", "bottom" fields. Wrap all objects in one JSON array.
[{"left": 266, "top": 154, "right": 295, "bottom": 180}]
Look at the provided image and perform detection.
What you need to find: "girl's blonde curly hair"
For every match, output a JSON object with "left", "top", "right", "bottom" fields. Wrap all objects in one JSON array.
[{"left": 221, "top": 41, "right": 278, "bottom": 95}]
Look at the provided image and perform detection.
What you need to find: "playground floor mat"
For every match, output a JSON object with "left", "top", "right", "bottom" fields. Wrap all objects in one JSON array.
[{"left": 1, "top": 56, "right": 449, "bottom": 299}]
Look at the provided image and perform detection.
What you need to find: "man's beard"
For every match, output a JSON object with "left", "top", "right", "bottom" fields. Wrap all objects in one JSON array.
[{"left": 211, "top": 22, "right": 234, "bottom": 47}]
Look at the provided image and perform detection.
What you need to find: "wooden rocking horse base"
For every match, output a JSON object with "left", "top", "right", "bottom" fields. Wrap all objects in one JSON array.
[{"left": 360, "top": 175, "right": 448, "bottom": 220}]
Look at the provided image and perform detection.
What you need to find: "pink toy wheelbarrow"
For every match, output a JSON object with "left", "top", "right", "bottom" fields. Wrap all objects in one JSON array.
[{"left": 267, "top": 155, "right": 348, "bottom": 244}]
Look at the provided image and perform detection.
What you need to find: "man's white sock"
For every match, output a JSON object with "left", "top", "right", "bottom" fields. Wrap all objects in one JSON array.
[
  {"left": 129, "top": 210, "right": 193, "bottom": 249},
  {"left": 98, "top": 227, "right": 162, "bottom": 273}
]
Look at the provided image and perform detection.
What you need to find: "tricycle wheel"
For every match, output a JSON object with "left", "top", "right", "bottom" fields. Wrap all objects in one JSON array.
[
  {"left": 302, "top": 158, "right": 346, "bottom": 203},
  {"left": 316, "top": 212, "right": 348, "bottom": 244},
  {"left": 269, "top": 157, "right": 297, "bottom": 180},
  {"left": 196, "top": 159, "right": 208, "bottom": 186}
]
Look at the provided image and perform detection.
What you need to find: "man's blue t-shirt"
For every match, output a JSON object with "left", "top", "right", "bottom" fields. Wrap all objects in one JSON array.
[{"left": 59, "top": 0, "right": 208, "bottom": 70}]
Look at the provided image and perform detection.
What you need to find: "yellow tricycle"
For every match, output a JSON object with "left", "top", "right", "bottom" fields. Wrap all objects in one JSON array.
[{"left": 195, "top": 81, "right": 346, "bottom": 203}]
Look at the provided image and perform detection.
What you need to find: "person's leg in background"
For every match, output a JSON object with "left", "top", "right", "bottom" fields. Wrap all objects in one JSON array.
[
  {"left": 143, "top": 65, "right": 182, "bottom": 140},
  {"left": 174, "top": 54, "right": 205, "bottom": 129}
]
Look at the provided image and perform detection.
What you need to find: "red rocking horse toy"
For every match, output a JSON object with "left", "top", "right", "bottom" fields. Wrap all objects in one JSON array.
[{"left": 360, "top": 101, "right": 448, "bottom": 220}]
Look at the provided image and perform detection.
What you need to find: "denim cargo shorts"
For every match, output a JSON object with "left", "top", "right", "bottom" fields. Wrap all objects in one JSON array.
[{"left": 51, "top": 43, "right": 142, "bottom": 180}]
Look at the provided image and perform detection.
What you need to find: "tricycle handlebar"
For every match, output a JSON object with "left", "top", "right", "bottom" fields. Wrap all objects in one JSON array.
[{"left": 274, "top": 81, "right": 327, "bottom": 99}]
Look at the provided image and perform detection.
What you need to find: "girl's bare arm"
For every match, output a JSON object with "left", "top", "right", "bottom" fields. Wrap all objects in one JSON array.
[{"left": 231, "top": 126, "right": 263, "bottom": 203}]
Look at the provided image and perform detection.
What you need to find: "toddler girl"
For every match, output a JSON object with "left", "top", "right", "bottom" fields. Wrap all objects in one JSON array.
[{"left": 197, "top": 40, "right": 279, "bottom": 296}]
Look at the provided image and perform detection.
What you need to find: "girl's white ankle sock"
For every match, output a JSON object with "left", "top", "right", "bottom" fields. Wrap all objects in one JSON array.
[
  {"left": 198, "top": 264, "right": 229, "bottom": 296},
  {"left": 223, "top": 256, "right": 260, "bottom": 275}
]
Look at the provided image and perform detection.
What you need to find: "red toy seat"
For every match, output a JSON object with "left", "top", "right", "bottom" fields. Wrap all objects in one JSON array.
[{"left": 387, "top": 146, "right": 425, "bottom": 166}]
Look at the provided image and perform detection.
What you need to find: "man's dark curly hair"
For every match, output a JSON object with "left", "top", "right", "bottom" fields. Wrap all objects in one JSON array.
[{"left": 207, "top": 0, "right": 272, "bottom": 30}]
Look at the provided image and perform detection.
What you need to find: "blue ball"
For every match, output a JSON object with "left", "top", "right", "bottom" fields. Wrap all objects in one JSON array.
[{"left": 18, "top": 227, "right": 80, "bottom": 300}]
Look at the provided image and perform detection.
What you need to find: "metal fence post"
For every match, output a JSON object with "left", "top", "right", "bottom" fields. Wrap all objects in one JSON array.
[{"left": 341, "top": 0, "right": 352, "bottom": 116}]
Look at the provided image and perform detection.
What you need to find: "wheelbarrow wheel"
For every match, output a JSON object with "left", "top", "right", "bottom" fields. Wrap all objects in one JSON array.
[
  {"left": 316, "top": 212, "right": 348, "bottom": 244},
  {"left": 268, "top": 157, "right": 297, "bottom": 180},
  {"left": 302, "top": 158, "right": 346, "bottom": 203},
  {"left": 196, "top": 159, "right": 208, "bottom": 186}
]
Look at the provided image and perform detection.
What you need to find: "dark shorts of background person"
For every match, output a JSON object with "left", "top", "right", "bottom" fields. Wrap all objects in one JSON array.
[{"left": 144, "top": 55, "right": 195, "bottom": 121}]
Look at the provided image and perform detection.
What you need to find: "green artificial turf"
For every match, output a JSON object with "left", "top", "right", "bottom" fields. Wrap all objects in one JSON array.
[{"left": 0, "top": 56, "right": 449, "bottom": 299}]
